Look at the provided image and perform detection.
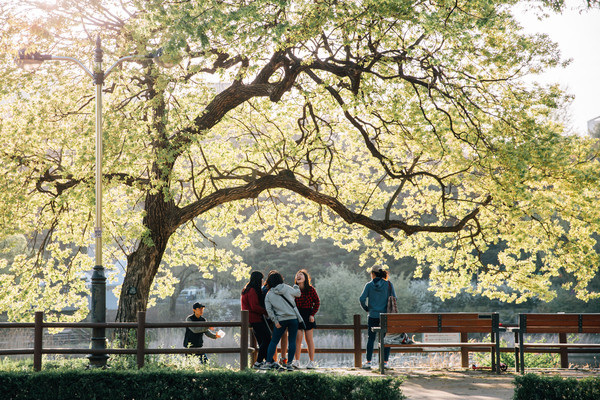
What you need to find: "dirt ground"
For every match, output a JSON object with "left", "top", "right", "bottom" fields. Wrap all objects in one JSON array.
[{"left": 314, "top": 367, "right": 600, "bottom": 400}]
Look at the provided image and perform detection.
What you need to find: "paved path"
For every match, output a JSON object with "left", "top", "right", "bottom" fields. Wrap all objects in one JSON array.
[
  {"left": 319, "top": 367, "right": 599, "bottom": 400},
  {"left": 400, "top": 371, "right": 514, "bottom": 400}
]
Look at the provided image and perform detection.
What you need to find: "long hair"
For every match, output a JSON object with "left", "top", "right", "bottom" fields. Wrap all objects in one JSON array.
[
  {"left": 294, "top": 269, "right": 312, "bottom": 291},
  {"left": 242, "top": 270, "right": 264, "bottom": 294},
  {"left": 242, "top": 271, "right": 265, "bottom": 306}
]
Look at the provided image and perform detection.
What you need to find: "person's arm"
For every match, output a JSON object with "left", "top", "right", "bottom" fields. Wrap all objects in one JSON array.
[
  {"left": 248, "top": 289, "right": 268, "bottom": 315},
  {"left": 290, "top": 284, "right": 301, "bottom": 297},
  {"left": 204, "top": 329, "right": 218, "bottom": 339},
  {"left": 390, "top": 281, "right": 397, "bottom": 298},
  {"left": 186, "top": 316, "right": 210, "bottom": 334},
  {"left": 310, "top": 287, "right": 320, "bottom": 316},
  {"left": 265, "top": 293, "right": 278, "bottom": 325},
  {"left": 359, "top": 283, "right": 369, "bottom": 312}
]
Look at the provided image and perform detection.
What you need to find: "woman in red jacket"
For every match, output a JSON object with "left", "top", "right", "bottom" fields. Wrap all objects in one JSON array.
[{"left": 241, "top": 271, "right": 271, "bottom": 368}]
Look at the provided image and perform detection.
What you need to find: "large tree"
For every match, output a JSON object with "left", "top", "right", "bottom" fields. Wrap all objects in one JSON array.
[{"left": 1, "top": 0, "right": 599, "bottom": 323}]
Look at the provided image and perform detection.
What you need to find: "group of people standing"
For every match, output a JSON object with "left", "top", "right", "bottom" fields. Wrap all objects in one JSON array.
[
  {"left": 186, "top": 265, "right": 395, "bottom": 370},
  {"left": 241, "top": 269, "right": 320, "bottom": 371}
]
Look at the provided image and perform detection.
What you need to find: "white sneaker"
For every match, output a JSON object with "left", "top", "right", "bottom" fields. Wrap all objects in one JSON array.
[
  {"left": 361, "top": 361, "right": 372, "bottom": 369},
  {"left": 291, "top": 359, "right": 300, "bottom": 369},
  {"left": 259, "top": 362, "right": 272, "bottom": 370},
  {"left": 260, "top": 361, "right": 282, "bottom": 370},
  {"left": 252, "top": 361, "right": 263, "bottom": 369},
  {"left": 306, "top": 360, "right": 317, "bottom": 369}
]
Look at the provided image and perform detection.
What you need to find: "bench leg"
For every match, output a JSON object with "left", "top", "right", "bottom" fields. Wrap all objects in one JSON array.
[
  {"left": 513, "top": 331, "right": 519, "bottom": 373},
  {"left": 460, "top": 332, "right": 469, "bottom": 368},
  {"left": 379, "top": 330, "right": 385, "bottom": 374},
  {"left": 559, "top": 333, "right": 569, "bottom": 368},
  {"left": 495, "top": 333, "right": 501, "bottom": 374},
  {"left": 519, "top": 332, "right": 525, "bottom": 374}
]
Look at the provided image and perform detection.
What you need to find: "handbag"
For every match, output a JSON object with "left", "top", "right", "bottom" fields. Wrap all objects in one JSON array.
[
  {"left": 386, "top": 281, "right": 398, "bottom": 313},
  {"left": 277, "top": 293, "right": 306, "bottom": 330},
  {"left": 387, "top": 293, "right": 398, "bottom": 313}
]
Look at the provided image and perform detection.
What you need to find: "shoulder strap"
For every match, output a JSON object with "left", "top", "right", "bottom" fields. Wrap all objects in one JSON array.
[
  {"left": 278, "top": 293, "right": 296, "bottom": 309},
  {"left": 277, "top": 293, "right": 305, "bottom": 323}
]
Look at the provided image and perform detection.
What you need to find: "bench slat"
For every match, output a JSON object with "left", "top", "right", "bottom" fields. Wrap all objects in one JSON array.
[{"left": 519, "top": 343, "right": 600, "bottom": 347}]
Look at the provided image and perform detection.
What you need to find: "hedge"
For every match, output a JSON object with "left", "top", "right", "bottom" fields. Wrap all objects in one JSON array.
[
  {"left": 0, "top": 369, "right": 405, "bottom": 400},
  {"left": 514, "top": 374, "right": 600, "bottom": 400}
]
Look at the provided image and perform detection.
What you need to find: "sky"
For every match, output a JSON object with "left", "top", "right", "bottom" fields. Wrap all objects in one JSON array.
[{"left": 515, "top": 2, "right": 600, "bottom": 135}]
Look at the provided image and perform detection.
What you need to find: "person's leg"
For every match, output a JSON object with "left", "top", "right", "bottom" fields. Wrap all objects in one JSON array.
[
  {"left": 384, "top": 344, "right": 391, "bottom": 362},
  {"left": 294, "top": 327, "right": 304, "bottom": 361},
  {"left": 280, "top": 330, "right": 288, "bottom": 363},
  {"left": 366, "top": 317, "right": 378, "bottom": 362},
  {"left": 305, "top": 328, "right": 315, "bottom": 361},
  {"left": 252, "top": 321, "right": 271, "bottom": 362},
  {"left": 285, "top": 319, "right": 299, "bottom": 363},
  {"left": 266, "top": 325, "right": 285, "bottom": 363}
]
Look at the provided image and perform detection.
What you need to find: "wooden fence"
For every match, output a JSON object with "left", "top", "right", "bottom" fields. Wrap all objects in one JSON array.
[
  {"left": 4, "top": 312, "right": 592, "bottom": 372},
  {"left": 0, "top": 312, "right": 372, "bottom": 372},
  {"left": 0, "top": 310, "right": 253, "bottom": 371}
]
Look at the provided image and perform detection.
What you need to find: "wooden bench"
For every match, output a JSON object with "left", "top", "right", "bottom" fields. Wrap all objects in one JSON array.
[
  {"left": 376, "top": 313, "right": 501, "bottom": 374},
  {"left": 517, "top": 313, "right": 600, "bottom": 373}
]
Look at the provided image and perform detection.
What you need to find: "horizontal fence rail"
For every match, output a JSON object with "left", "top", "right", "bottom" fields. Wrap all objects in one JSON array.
[
  {"left": 0, "top": 310, "right": 253, "bottom": 371},
  {"left": 2, "top": 313, "right": 596, "bottom": 372}
]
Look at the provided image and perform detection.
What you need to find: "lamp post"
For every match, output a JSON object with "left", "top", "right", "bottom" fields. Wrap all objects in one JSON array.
[{"left": 17, "top": 36, "right": 162, "bottom": 368}]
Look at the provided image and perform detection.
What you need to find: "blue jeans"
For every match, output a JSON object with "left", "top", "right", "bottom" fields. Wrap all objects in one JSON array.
[
  {"left": 366, "top": 316, "right": 390, "bottom": 362},
  {"left": 266, "top": 319, "right": 299, "bottom": 363}
]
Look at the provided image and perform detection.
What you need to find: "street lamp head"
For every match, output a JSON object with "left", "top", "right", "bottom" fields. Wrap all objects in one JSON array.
[
  {"left": 15, "top": 49, "right": 52, "bottom": 71},
  {"left": 152, "top": 48, "right": 180, "bottom": 69}
]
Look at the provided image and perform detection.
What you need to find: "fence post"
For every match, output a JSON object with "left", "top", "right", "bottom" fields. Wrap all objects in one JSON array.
[
  {"left": 137, "top": 311, "right": 146, "bottom": 369},
  {"left": 353, "top": 314, "right": 362, "bottom": 368},
  {"left": 250, "top": 327, "right": 258, "bottom": 364},
  {"left": 240, "top": 310, "right": 249, "bottom": 370},
  {"left": 34, "top": 311, "right": 43, "bottom": 372}
]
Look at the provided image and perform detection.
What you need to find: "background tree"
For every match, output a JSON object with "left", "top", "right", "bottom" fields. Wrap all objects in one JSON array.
[{"left": 0, "top": 0, "right": 599, "bottom": 325}]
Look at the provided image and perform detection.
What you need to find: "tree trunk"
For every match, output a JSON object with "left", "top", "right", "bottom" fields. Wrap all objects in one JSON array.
[{"left": 115, "top": 191, "right": 175, "bottom": 324}]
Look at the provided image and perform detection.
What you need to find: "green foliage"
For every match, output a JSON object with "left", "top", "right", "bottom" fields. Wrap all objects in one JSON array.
[
  {"left": 0, "top": 369, "right": 405, "bottom": 400},
  {"left": 514, "top": 374, "right": 600, "bottom": 400},
  {"left": 314, "top": 263, "right": 366, "bottom": 324},
  {"left": 472, "top": 338, "right": 560, "bottom": 369},
  {"left": 1, "top": 0, "right": 599, "bottom": 325}
]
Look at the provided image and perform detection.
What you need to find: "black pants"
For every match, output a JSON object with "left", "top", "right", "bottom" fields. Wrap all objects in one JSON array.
[
  {"left": 188, "top": 347, "right": 208, "bottom": 363},
  {"left": 251, "top": 320, "right": 272, "bottom": 362}
]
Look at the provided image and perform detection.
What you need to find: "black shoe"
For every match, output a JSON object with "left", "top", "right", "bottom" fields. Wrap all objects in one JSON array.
[{"left": 252, "top": 361, "right": 263, "bottom": 369}]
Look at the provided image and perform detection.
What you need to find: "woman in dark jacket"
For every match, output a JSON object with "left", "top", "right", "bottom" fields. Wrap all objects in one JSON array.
[
  {"left": 359, "top": 266, "right": 396, "bottom": 369},
  {"left": 241, "top": 271, "right": 271, "bottom": 368}
]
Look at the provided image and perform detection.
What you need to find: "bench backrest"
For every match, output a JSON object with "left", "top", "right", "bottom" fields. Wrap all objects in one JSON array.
[
  {"left": 381, "top": 313, "right": 499, "bottom": 334},
  {"left": 519, "top": 313, "right": 600, "bottom": 334}
]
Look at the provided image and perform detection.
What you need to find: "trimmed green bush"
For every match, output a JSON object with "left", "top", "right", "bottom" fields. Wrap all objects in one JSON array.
[
  {"left": 514, "top": 374, "right": 600, "bottom": 400},
  {"left": 0, "top": 369, "right": 405, "bottom": 400}
]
